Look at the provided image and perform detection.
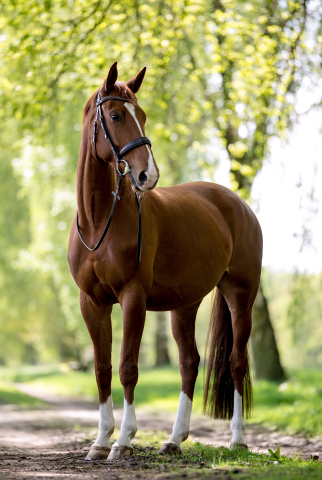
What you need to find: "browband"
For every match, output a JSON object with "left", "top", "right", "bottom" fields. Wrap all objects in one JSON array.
[{"left": 96, "top": 95, "right": 128, "bottom": 106}]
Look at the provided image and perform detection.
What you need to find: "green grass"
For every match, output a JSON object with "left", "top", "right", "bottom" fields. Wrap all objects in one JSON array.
[
  {"left": 181, "top": 442, "right": 322, "bottom": 479},
  {"left": 180, "top": 443, "right": 322, "bottom": 479},
  {"left": 0, "top": 364, "right": 62, "bottom": 383},
  {"left": 1, "top": 365, "right": 321, "bottom": 479},
  {"left": 251, "top": 370, "right": 322, "bottom": 437},
  {"left": 79, "top": 425, "right": 322, "bottom": 479},
  {"left": 100, "top": 429, "right": 322, "bottom": 479},
  {"left": 0, "top": 380, "right": 44, "bottom": 406},
  {"left": 1, "top": 365, "right": 322, "bottom": 438}
]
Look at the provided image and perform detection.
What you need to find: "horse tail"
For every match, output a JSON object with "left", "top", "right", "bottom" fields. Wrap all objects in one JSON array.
[{"left": 203, "top": 288, "right": 252, "bottom": 420}]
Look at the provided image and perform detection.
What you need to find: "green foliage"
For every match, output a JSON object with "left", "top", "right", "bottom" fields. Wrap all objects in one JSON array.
[
  {"left": 0, "top": 0, "right": 320, "bottom": 191},
  {"left": 262, "top": 269, "right": 322, "bottom": 369},
  {"left": 268, "top": 445, "right": 281, "bottom": 461},
  {"left": 287, "top": 271, "right": 322, "bottom": 364},
  {"left": 0, "top": 1, "right": 321, "bottom": 365},
  {"left": 252, "top": 370, "right": 322, "bottom": 437}
]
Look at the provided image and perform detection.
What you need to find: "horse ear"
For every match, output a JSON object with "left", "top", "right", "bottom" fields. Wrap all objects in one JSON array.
[
  {"left": 102, "top": 61, "right": 118, "bottom": 94},
  {"left": 127, "top": 67, "right": 146, "bottom": 93}
]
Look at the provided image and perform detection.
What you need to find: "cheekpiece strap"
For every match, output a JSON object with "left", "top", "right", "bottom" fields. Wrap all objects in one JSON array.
[{"left": 86, "top": 91, "right": 150, "bottom": 262}]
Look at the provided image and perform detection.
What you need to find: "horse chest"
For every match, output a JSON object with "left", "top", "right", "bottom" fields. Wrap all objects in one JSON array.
[{"left": 77, "top": 252, "right": 144, "bottom": 302}]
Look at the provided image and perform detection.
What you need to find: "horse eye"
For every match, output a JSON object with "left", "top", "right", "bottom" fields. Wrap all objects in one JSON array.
[{"left": 110, "top": 113, "right": 122, "bottom": 122}]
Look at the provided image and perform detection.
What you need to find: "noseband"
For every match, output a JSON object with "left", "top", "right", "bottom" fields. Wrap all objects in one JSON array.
[{"left": 76, "top": 92, "right": 152, "bottom": 262}]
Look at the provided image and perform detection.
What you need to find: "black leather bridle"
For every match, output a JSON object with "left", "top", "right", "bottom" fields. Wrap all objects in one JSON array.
[
  {"left": 76, "top": 91, "right": 152, "bottom": 262},
  {"left": 93, "top": 91, "right": 152, "bottom": 165}
]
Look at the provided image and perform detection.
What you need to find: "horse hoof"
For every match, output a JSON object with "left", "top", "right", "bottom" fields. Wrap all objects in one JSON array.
[
  {"left": 85, "top": 445, "right": 111, "bottom": 460},
  {"left": 107, "top": 445, "right": 133, "bottom": 461},
  {"left": 158, "top": 443, "right": 182, "bottom": 455},
  {"left": 230, "top": 442, "right": 248, "bottom": 451}
]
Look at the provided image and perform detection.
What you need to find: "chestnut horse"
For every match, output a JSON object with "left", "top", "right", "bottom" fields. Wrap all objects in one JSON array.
[{"left": 68, "top": 62, "right": 262, "bottom": 461}]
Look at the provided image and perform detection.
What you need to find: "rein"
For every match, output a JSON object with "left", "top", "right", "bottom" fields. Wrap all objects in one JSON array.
[{"left": 76, "top": 92, "right": 152, "bottom": 263}]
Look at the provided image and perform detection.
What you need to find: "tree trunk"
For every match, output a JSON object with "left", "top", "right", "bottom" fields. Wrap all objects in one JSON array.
[
  {"left": 155, "top": 311, "right": 171, "bottom": 366},
  {"left": 251, "top": 282, "right": 286, "bottom": 381}
]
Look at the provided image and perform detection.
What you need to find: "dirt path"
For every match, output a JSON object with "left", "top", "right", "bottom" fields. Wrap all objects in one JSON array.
[{"left": 0, "top": 388, "right": 321, "bottom": 479}]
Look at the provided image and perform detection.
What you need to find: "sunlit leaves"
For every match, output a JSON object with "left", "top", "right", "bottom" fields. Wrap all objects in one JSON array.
[{"left": 0, "top": 0, "right": 320, "bottom": 362}]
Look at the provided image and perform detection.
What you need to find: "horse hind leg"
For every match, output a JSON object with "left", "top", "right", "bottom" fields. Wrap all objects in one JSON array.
[
  {"left": 158, "top": 302, "right": 201, "bottom": 455},
  {"left": 229, "top": 308, "right": 252, "bottom": 449},
  {"left": 217, "top": 274, "right": 255, "bottom": 449}
]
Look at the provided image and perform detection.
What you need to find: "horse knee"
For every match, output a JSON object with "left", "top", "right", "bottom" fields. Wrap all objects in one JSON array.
[
  {"left": 178, "top": 353, "right": 200, "bottom": 399},
  {"left": 119, "top": 363, "right": 139, "bottom": 389},
  {"left": 95, "top": 364, "right": 112, "bottom": 387}
]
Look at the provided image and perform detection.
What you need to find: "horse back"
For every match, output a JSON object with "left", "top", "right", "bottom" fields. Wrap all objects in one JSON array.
[{"left": 144, "top": 181, "right": 262, "bottom": 310}]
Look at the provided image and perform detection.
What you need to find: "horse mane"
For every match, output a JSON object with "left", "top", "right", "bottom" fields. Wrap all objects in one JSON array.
[{"left": 83, "top": 81, "right": 138, "bottom": 123}]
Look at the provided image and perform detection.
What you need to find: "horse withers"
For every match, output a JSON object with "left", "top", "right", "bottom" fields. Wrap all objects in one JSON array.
[{"left": 67, "top": 62, "right": 263, "bottom": 461}]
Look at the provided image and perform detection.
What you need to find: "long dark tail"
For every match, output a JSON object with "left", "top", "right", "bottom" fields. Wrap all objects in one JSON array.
[{"left": 203, "top": 288, "right": 252, "bottom": 420}]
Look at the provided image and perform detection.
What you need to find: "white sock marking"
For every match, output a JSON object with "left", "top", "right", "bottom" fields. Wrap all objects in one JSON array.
[
  {"left": 230, "top": 390, "right": 246, "bottom": 445},
  {"left": 113, "top": 399, "right": 137, "bottom": 448},
  {"left": 124, "top": 102, "right": 158, "bottom": 188},
  {"left": 93, "top": 396, "right": 115, "bottom": 448},
  {"left": 166, "top": 392, "right": 192, "bottom": 447}
]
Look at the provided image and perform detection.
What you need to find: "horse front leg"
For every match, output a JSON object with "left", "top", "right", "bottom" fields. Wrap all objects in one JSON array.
[
  {"left": 80, "top": 292, "right": 114, "bottom": 460},
  {"left": 158, "top": 302, "right": 201, "bottom": 455},
  {"left": 107, "top": 285, "right": 147, "bottom": 461}
]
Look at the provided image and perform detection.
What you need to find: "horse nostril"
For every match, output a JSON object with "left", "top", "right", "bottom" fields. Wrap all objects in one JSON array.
[{"left": 138, "top": 170, "right": 148, "bottom": 184}]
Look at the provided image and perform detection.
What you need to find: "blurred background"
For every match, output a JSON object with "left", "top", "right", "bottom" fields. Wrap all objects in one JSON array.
[{"left": 0, "top": 0, "right": 322, "bottom": 425}]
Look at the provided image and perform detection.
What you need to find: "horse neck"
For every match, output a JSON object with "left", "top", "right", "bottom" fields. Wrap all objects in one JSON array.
[{"left": 76, "top": 141, "right": 131, "bottom": 230}]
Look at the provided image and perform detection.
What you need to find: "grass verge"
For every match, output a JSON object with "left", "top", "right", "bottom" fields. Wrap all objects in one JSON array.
[
  {"left": 0, "top": 380, "right": 44, "bottom": 407},
  {"left": 1, "top": 366, "right": 322, "bottom": 438}
]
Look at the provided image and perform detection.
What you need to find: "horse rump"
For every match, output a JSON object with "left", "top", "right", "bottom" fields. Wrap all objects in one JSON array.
[{"left": 203, "top": 288, "right": 252, "bottom": 420}]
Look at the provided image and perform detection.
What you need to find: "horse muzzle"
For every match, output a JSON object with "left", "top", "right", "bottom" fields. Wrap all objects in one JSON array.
[{"left": 130, "top": 166, "right": 159, "bottom": 192}]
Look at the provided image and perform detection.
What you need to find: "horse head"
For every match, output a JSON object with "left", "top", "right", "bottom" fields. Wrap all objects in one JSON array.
[{"left": 84, "top": 62, "right": 159, "bottom": 192}]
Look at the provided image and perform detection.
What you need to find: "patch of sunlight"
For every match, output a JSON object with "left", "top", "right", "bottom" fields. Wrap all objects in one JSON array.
[{"left": 0, "top": 380, "right": 45, "bottom": 406}]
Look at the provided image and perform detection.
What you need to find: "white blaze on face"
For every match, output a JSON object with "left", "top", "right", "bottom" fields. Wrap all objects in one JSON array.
[
  {"left": 166, "top": 391, "right": 192, "bottom": 447},
  {"left": 93, "top": 396, "right": 115, "bottom": 448},
  {"left": 230, "top": 390, "right": 246, "bottom": 445},
  {"left": 113, "top": 399, "right": 137, "bottom": 448},
  {"left": 124, "top": 102, "right": 158, "bottom": 189}
]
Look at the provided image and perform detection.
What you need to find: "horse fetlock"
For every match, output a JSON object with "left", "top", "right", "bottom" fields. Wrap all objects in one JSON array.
[
  {"left": 113, "top": 426, "right": 136, "bottom": 449},
  {"left": 230, "top": 419, "right": 246, "bottom": 445},
  {"left": 230, "top": 429, "right": 246, "bottom": 446},
  {"left": 230, "top": 417, "right": 245, "bottom": 432},
  {"left": 95, "top": 398, "right": 115, "bottom": 446},
  {"left": 96, "top": 424, "right": 114, "bottom": 445},
  {"left": 124, "top": 423, "right": 137, "bottom": 441},
  {"left": 169, "top": 427, "right": 189, "bottom": 445}
]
